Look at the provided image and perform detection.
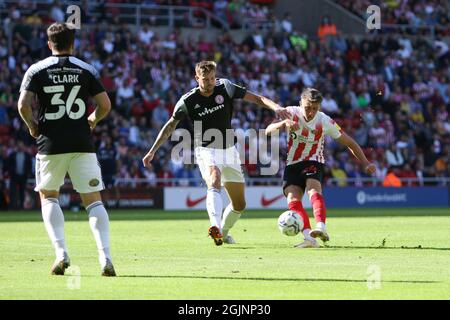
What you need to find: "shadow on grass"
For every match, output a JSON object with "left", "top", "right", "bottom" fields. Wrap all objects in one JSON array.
[
  {"left": 112, "top": 274, "right": 439, "bottom": 284},
  {"left": 322, "top": 245, "right": 450, "bottom": 251},
  {"left": 224, "top": 244, "right": 450, "bottom": 251}
]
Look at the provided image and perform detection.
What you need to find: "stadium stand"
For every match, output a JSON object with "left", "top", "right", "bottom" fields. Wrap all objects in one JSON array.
[{"left": 0, "top": 0, "right": 449, "bottom": 207}]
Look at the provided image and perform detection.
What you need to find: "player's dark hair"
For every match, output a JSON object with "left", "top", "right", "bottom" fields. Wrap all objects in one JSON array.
[
  {"left": 47, "top": 23, "right": 75, "bottom": 52},
  {"left": 301, "top": 88, "right": 323, "bottom": 103},
  {"left": 195, "top": 61, "right": 217, "bottom": 75}
]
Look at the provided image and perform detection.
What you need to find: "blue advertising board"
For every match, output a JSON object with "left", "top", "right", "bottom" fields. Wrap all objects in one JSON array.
[{"left": 323, "top": 187, "right": 449, "bottom": 208}]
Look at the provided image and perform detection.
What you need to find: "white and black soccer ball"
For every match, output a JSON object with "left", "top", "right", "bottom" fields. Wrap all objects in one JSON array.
[{"left": 278, "top": 210, "right": 303, "bottom": 236}]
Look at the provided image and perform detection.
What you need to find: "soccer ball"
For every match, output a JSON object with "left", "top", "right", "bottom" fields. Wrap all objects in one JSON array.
[{"left": 278, "top": 210, "right": 303, "bottom": 236}]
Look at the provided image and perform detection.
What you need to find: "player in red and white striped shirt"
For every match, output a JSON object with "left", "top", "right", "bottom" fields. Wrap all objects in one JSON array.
[{"left": 266, "top": 88, "right": 376, "bottom": 248}]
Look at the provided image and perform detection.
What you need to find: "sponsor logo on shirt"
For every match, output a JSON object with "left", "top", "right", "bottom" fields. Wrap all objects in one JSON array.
[{"left": 198, "top": 104, "right": 225, "bottom": 117}]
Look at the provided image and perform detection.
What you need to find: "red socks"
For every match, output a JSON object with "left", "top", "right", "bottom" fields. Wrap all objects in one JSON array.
[
  {"left": 288, "top": 200, "right": 311, "bottom": 230},
  {"left": 311, "top": 193, "right": 326, "bottom": 223}
]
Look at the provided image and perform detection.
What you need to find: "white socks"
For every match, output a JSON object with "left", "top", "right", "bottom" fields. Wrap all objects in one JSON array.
[
  {"left": 41, "top": 198, "right": 67, "bottom": 261},
  {"left": 316, "top": 222, "right": 326, "bottom": 231},
  {"left": 303, "top": 228, "right": 315, "bottom": 241},
  {"left": 206, "top": 188, "right": 223, "bottom": 229},
  {"left": 87, "top": 201, "right": 112, "bottom": 267},
  {"left": 222, "top": 204, "right": 242, "bottom": 238}
]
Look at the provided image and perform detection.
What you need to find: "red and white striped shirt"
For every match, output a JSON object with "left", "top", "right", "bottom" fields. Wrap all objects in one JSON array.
[{"left": 285, "top": 107, "right": 343, "bottom": 166}]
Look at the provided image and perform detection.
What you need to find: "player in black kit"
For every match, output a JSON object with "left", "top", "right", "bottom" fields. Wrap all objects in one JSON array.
[
  {"left": 142, "top": 61, "right": 289, "bottom": 245},
  {"left": 18, "top": 23, "right": 116, "bottom": 276}
]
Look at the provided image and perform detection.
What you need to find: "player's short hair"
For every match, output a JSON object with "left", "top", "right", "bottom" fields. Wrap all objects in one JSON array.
[
  {"left": 301, "top": 88, "right": 323, "bottom": 103},
  {"left": 47, "top": 23, "right": 75, "bottom": 51},
  {"left": 195, "top": 61, "right": 217, "bottom": 75}
]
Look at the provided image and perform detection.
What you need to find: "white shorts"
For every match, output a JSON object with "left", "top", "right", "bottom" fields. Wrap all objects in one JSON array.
[
  {"left": 195, "top": 146, "right": 245, "bottom": 185},
  {"left": 35, "top": 153, "right": 104, "bottom": 193}
]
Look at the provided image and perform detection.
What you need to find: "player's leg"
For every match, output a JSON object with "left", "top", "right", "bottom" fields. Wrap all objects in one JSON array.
[
  {"left": 195, "top": 147, "right": 224, "bottom": 245},
  {"left": 40, "top": 189, "right": 71, "bottom": 275},
  {"left": 284, "top": 185, "right": 318, "bottom": 248},
  {"left": 222, "top": 182, "right": 246, "bottom": 244},
  {"left": 68, "top": 153, "right": 115, "bottom": 276},
  {"left": 35, "top": 154, "right": 70, "bottom": 275},
  {"left": 220, "top": 146, "right": 246, "bottom": 244},
  {"left": 205, "top": 166, "right": 225, "bottom": 245},
  {"left": 306, "top": 179, "right": 329, "bottom": 242},
  {"left": 79, "top": 192, "right": 115, "bottom": 277}
]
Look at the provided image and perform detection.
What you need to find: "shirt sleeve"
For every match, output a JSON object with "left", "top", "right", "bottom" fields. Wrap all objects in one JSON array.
[
  {"left": 89, "top": 68, "right": 105, "bottom": 96},
  {"left": 19, "top": 65, "right": 39, "bottom": 93},
  {"left": 323, "top": 114, "right": 343, "bottom": 139},
  {"left": 285, "top": 106, "right": 297, "bottom": 120},
  {"left": 223, "top": 78, "right": 247, "bottom": 99},
  {"left": 172, "top": 98, "right": 188, "bottom": 120}
]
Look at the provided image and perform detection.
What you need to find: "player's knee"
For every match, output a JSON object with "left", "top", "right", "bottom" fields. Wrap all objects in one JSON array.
[
  {"left": 233, "top": 200, "right": 246, "bottom": 212},
  {"left": 307, "top": 189, "right": 321, "bottom": 198},
  {"left": 39, "top": 189, "right": 59, "bottom": 200},
  {"left": 80, "top": 192, "right": 102, "bottom": 208},
  {"left": 285, "top": 186, "right": 303, "bottom": 203},
  {"left": 287, "top": 194, "right": 301, "bottom": 203},
  {"left": 209, "top": 170, "right": 221, "bottom": 189}
]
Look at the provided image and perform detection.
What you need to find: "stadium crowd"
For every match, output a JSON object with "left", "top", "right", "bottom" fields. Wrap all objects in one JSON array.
[
  {"left": 335, "top": 0, "right": 450, "bottom": 36},
  {"left": 0, "top": 1, "right": 449, "bottom": 209}
]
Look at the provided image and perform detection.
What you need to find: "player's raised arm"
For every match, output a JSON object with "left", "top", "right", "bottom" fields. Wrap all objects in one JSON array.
[
  {"left": 18, "top": 90, "right": 39, "bottom": 138},
  {"left": 335, "top": 132, "right": 376, "bottom": 175},
  {"left": 265, "top": 119, "right": 299, "bottom": 136},
  {"left": 242, "top": 91, "right": 290, "bottom": 120},
  {"left": 88, "top": 92, "right": 112, "bottom": 131},
  {"left": 142, "top": 117, "right": 180, "bottom": 168}
]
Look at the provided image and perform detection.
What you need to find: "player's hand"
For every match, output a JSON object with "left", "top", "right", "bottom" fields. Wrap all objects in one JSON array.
[
  {"left": 275, "top": 107, "right": 290, "bottom": 120},
  {"left": 285, "top": 119, "right": 299, "bottom": 132},
  {"left": 88, "top": 117, "right": 97, "bottom": 132},
  {"left": 29, "top": 124, "right": 39, "bottom": 138},
  {"left": 142, "top": 150, "right": 155, "bottom": 168},
  {"left": 365, "top": 163, "right": 376, "bottom": 175}
]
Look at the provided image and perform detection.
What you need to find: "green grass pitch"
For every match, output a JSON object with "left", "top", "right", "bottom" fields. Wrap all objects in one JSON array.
[{"left": 0, "top": 208, "right": 449, "bottom": 299}]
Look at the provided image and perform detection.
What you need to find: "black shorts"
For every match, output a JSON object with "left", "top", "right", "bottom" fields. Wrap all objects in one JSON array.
[{"left": 282, "top": 160, "right": 325, "bottom": 195}]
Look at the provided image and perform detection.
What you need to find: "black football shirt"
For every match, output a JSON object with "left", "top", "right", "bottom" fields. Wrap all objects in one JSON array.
[
  {"left": 172, "top": 78, "right": 247, "bottom": 149},
  {"left": 20, "top": 54, "right": 105, "bottom": 155}
]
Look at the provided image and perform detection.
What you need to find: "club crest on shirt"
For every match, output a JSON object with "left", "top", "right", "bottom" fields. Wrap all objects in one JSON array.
[
  {"left": 89, "top": 179, "right": 100, "bottom": 187},
  {"left": 215, "top": 95, "right": 224, "bottom": 104}
]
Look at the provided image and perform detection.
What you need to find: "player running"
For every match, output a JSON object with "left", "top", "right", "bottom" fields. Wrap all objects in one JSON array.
[
  {"left": 18, "top": 23, "right": 116, "bottom": 275},
  {"left": 265, "top": 88, "right": 376, "bottom": 248},
  {"left": 142, "top": 60, "right": 289, "bottom": 246}
]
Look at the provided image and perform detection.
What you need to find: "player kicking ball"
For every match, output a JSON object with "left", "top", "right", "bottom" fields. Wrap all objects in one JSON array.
[
  {"left": 143, "top": 61, "right": 289, "bottom": 246},
  {"left": 265, "top": 88, "right": 376, "bottom": 248}
]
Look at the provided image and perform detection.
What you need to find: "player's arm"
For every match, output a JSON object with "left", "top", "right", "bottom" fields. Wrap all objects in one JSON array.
[
  {"left": 335, "top": 132, "right": 376, "bottom": 174},
  {"left": 88, "top": 92, "right": 111, "bottom": 131},
  {"left": 243, "top": 91, "right": 290, "bottom": 119},
  {"left": 142, "top": 117, "right": 180, "bottom": 168},
  {"left": 18, "top": 90, "right": 39, "bottom": 138},
  {"left": 265, "top": 119, "right": 299, "bottom": 136}
]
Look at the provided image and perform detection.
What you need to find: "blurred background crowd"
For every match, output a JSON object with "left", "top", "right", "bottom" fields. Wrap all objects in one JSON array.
[{"left": 0, "top": 0, "right": 449, "bottom": 209}]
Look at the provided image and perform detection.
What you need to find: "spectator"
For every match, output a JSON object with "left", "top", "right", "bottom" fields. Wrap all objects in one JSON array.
[
  {"left": 98, "top": 136, "right": 118, "bottom": 188},
  {"left": 152, "top": 102, "right": 170, "bottom": 130},
  {"left": 317, "top": 15, "right": 337, "bottom": 43},
  {"left": 50, "top": 1, "right": 65, "bottom": 22},
  {"left": 383, "top": 167, "right": 402, "bottom": 187},
  {"left": 6, "top": 141, "right": 31, "bottom": 209},
  {"left": 321, "top": 92, "right": 340, "bottom": 116},
  {"left": 385, "top": 144, "right": 404, "bottom": 167},
  {"left": 281, "top": 13, "right": 293, "bottom": 33},
  {"left": 330, "top": 162, "right": 347, "bottom": 186}
]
